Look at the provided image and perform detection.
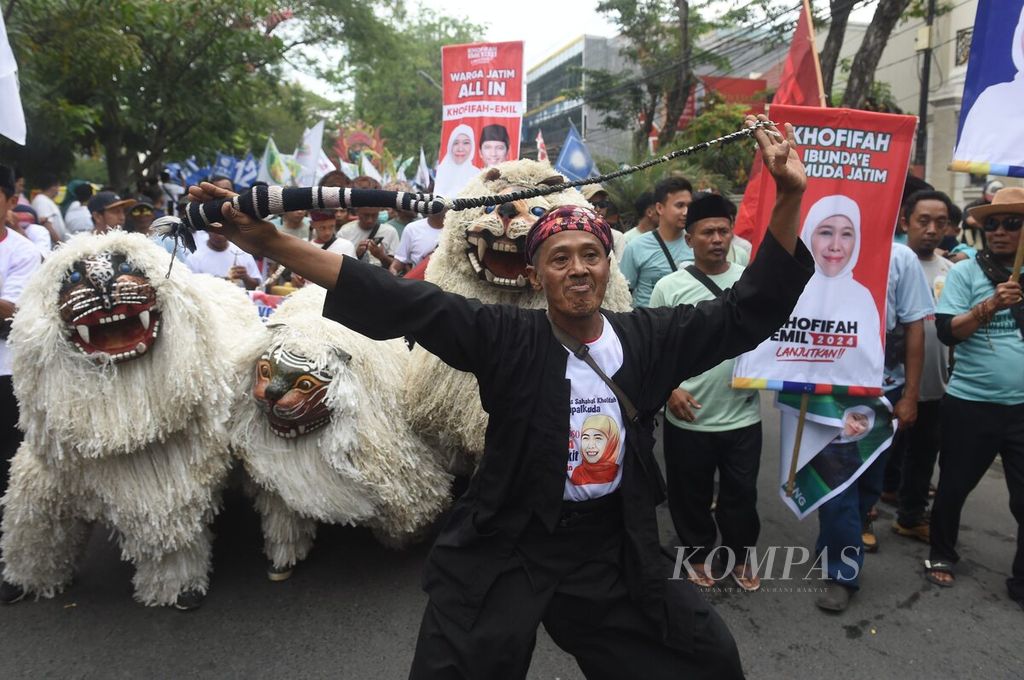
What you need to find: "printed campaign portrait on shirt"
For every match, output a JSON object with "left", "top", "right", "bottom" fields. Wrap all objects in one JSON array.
[
  {"left": 732, "top": 105, "right": 916, "bottom": 394},
  {"left": 434, "top": 41, "right": 524, "bottom": 199},
  {"left": 951, "top": 0, "right": 1024, "bottom": 178}
]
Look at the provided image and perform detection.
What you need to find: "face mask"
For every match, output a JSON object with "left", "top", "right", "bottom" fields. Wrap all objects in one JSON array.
[{"left": 379, "top": 210, "right": 389, "bottom": 223}]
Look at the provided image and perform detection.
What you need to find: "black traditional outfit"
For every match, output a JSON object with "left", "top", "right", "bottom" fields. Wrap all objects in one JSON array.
[{"left": 323, "top": 231, "right": 813, "bottom": 680}]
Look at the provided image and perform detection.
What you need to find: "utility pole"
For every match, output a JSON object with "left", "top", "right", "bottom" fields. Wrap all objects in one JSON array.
[{"left": 913, "top": 0, "right": 937, "bottom": 173}]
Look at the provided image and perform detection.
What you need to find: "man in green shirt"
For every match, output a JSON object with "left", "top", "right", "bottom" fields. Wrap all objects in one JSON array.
[{"left": 650, "top": 193, "right": 763, "bottom": 592}]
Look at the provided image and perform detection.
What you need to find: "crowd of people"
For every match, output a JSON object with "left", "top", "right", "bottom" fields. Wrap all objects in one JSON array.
[{"left": 0, "top": 128, "right": 1021, "bottom": 675}]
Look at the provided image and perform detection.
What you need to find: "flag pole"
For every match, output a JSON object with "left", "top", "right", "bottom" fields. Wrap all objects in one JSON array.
[
  {"left": 1012, "top": 231, "right": 1024, "bottom": 280},
  {"left": 786, "top": 393, "right": 810, "bottom": 497}
]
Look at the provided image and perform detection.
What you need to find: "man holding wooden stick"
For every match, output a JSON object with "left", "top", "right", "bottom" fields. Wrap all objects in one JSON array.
[{"left": 926, "top": 187, "right": 1024, "bottom": 609}]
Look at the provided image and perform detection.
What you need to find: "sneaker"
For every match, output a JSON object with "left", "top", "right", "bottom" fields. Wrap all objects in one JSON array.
[
  {"left": 173, "top": 589, "right": 205, "bottom": 611},
  {"left": 267, "top": 563, "right": 294, "bottom": 582},
  {"left": 0, "top": 581, "right": 26, "bottom": 605},
  {"left": 892, "top": 520, "right": 930, "bottom": 543},
  {"left": 815, "top": 581, "right": 853, "bottom": 612},
  {"left": 862, "top": 522, "right": 879, "bottom": 553}
]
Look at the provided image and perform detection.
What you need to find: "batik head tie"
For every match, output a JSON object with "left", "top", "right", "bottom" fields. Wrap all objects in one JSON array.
[{"left": 525, "top": 206, "right": 614, "bottom": 263}]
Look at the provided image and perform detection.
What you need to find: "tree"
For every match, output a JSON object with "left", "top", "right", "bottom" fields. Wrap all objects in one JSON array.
[
  {"left": 840, "top": 0, "right": 912, "bottom": 109},
  {"left": 818, "top": 0, "right": 855, "bottom": 98},
  {"left": 335, "top": 10, "right": 481, "bottom": 161},
  {"left": 1, "top": 0, "right": 388, "bottom": 190}
]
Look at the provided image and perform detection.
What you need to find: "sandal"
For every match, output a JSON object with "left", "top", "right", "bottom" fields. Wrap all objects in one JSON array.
[
  {"left": 730, "top": 565, "right": 761, "bottom": 592},
  {"left": 924, "top": 559, "right": 955, "bottom": 587},
  {"left": 688, "top": 563, "right": 715, "bottom": 588}
]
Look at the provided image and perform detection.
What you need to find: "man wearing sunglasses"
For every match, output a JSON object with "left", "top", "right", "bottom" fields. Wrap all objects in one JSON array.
[{"left": 927, "top": 187, "right": 1024, "bottom": 608}]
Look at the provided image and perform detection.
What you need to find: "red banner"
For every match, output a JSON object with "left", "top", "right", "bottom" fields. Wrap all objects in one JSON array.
[
  {"left": 435, "top": 41, "right": 524, "bottom": 198},
  {"left": 732, "top": 105, "right": 917, "bottom": 394}
]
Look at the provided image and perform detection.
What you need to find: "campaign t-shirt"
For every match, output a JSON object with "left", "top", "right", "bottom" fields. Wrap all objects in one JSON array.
[
  {"left": 394, "top": 218, "right": 442, "bottom": 267},
  {"left": 918, "top": 255, "right": 954, "bottom": 401},
  {"left": 937, "top": 258, "right": 1024, "bottom": 405},
  {"left": 562, "top": 315, "right": 626, "bottom": 501},
  {"left": 650, "top": 263, "right": 761, "bottom": 432},
  {"left": 618, "top": 230, "right": 694, "bottom": 307},
  {"left": 883, "top": 243, "right": 934, "bottom": 391}
]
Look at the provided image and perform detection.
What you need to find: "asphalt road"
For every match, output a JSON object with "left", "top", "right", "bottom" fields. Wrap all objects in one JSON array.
[{"left": 2, "top": 395, "right": 1021, "bottom": 679}]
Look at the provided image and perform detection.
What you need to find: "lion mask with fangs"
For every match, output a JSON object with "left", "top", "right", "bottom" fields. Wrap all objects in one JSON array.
[{"left": 230, "top": 287, "right": 452, "bottom": 571}]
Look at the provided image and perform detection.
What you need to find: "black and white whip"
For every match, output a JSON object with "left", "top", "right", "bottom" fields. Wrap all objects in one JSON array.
[{"left": 153, "top": 120, "right": 775, "bottom": 255}]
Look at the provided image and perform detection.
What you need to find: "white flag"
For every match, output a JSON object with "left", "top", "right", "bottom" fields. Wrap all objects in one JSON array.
[
  {"left": 360, "top": 153, "right": 383, "bottom": 183},
  {"left": 413, "top": 147, "right": 431, "bottom": 190},
  {"left": 256, "top": 136, "right": 292, "bottom": 185},
  {"left": 293, "top": 120, "right": 324, "bottom": 186},
  {"left": 0, "top": 11, "right": 26, "bottom": 145},
  {"left": 315, "top": 149, "right": 336, "bottom": 184}
]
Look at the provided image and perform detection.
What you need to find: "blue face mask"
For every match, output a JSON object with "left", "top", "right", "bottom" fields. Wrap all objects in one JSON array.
[{"left": 379, "top": 210, "right": 389, "bottom": 224}]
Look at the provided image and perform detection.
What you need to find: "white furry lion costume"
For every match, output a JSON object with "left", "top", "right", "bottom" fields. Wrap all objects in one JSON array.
[
  {"left": 407, "top": 159, "right": 633, "bottom": 460},
  {"left": 231, "top": 286, "right": 452, "bottom": 578},
  {"left": 1, "top": 231, "right": 262, "bottom": 607}
]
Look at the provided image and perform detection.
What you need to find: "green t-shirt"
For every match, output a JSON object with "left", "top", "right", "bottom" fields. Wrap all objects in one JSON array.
[
  {"left": 619, "top": 230, "right": 694, "bottom": 307},
  {"left": 936, "top": 258, "right": 1024, "bottom": 405},
  {"left": 649, "top": 262, "right": 761, "bottom": 431}
]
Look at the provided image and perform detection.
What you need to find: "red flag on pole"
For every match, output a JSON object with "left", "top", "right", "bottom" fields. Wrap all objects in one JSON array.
[
  {"left": 536, "top": 130, "right": 549, "bottom": 162},
  {"left": 735, "top": 0, "right": 825, "bottom": 242}
]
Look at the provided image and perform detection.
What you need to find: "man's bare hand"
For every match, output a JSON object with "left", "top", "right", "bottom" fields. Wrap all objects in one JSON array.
[
  {"left": 992, "top": 280, "right": 1022, "bottom": 310},
  {"left": 893, "top": 396, "right": 917, "bottom": 430},
  {"left": 747, "top": 114, "right": 806, "bottom": 196},
  {"left": 187, "top": 182, "right": 280, "bottom": 257},
  {"left": 667, "top": 388, "right": 702, "bottom": 423}
]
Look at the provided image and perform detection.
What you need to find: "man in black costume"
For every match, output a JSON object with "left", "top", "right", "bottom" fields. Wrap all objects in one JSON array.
[{"left": 191, "top": 115, "right": 812, "bottom": 680}]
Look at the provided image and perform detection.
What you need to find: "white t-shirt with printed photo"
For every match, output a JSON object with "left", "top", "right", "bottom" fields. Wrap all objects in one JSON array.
[{"left": 562, "top": 315, "right": 627, "bottom": 501}]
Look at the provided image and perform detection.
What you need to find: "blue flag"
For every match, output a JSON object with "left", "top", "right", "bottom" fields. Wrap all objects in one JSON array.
[
  {"left": 234, "top": 152, "right": 259, "bottom": 189},
  {"left": 554, "top": 122, "right": 597, "bottom": 182},
  {"left": 951, "top": 0, "right": 1024, "bottom": 177},
  {"left": 213, "top": 153, "right": 238, "bottom": 181},
  {"left": 184, "top": 164, "right": 211, "bottom": 188},
  {"left": 164, "top": 162, "right": 184, "bottom": 185}
]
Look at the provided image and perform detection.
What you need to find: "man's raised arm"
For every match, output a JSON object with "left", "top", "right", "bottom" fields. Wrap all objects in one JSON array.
[
  {"left": 747, "top": 113, "right": 806, "bottom": 254},
  {"left": 188, "top": 182, "right": 345, "bottom": 289}
]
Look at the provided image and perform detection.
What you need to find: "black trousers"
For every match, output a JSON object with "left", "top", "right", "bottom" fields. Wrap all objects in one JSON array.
[
  {"left": 0, "top": 375, "right": 21, "bottom": 501},
  {"left": 409, "top": 497, "right": 744, "bottom": 680},
  {"left": 663, "top": 421, "right": 762, "bottom": 563},
  {"left": 896, "top": 399, "right": 942, "bottom": 526},
  {"left": 929, "top": 395, "right": 1024, "bottom": 601}
]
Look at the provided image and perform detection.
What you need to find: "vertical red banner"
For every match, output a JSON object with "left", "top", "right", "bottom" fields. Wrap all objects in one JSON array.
[
  {"left": 435, "top": 41, "right": 524, "bottom": 198},
  {"left": 733, "top": 105, "right": 917, "bottom": 394}
]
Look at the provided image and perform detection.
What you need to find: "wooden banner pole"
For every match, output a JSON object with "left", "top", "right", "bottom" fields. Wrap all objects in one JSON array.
[
  {"left": 1011, "top": 231, "right": 1024, "bottom": 280},
  {"left": 786, "top": 392, "right": 810, "bottom": 497}
]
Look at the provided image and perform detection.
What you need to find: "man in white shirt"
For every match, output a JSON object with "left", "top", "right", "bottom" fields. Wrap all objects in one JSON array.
[
  {"left": 389, "top": 212, "right": 443, "bottom": 275},
  {"left": 64, "top": 183, "right": 95, "bottom": 234},
  {"left": 11, "top": 206, "right": 52, "bottom": 256},
  {"left": 0, "top": 164, "right": 43, "bottom": 502},
  {"left": 338, "top": 206, "right": 399, "bottom": 267},
  {"left": 30, "top": 176, "right": 69, "bottom": 241},
  {"left": 187, "top": 231, "right": 262, "bottom": 289}
]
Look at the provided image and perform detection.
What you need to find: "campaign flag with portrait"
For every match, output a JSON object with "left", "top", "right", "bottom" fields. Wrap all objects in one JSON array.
[
  {"left": 435, "top": 41, "right": 524, "bottom": 199},
  {"left": 951, "top": 0, "right": 1024, "bottom": 178},
  {"left": 732, "top": 105, "right": 917, "bottom": 395},
  {"left": 776, "top": 393, "right": 895, "bottom": 519}
]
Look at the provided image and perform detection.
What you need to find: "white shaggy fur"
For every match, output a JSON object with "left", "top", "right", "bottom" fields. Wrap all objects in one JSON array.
[
  {"left": 231, "top": 287, "right": 452, "bottom": 570},
  {"left": 1, "top": 232, "right": 263, "bottom": 606},
  {"left": 408, "top": 159, "right": 633, "bottom": 458}
]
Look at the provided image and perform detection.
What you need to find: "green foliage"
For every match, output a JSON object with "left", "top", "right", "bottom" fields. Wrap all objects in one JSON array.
[
  {"left": 669, "top": 98, "right": 754, "bottom": 191},
  {"left": 1, "top": 0, "right": 389, "bottom": 190},
  {"left": 595, "top": 152, "right": 730, "bottom": 228},
  {"left": 337, "top": 9, "right": 481, "bottom": 161}
]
